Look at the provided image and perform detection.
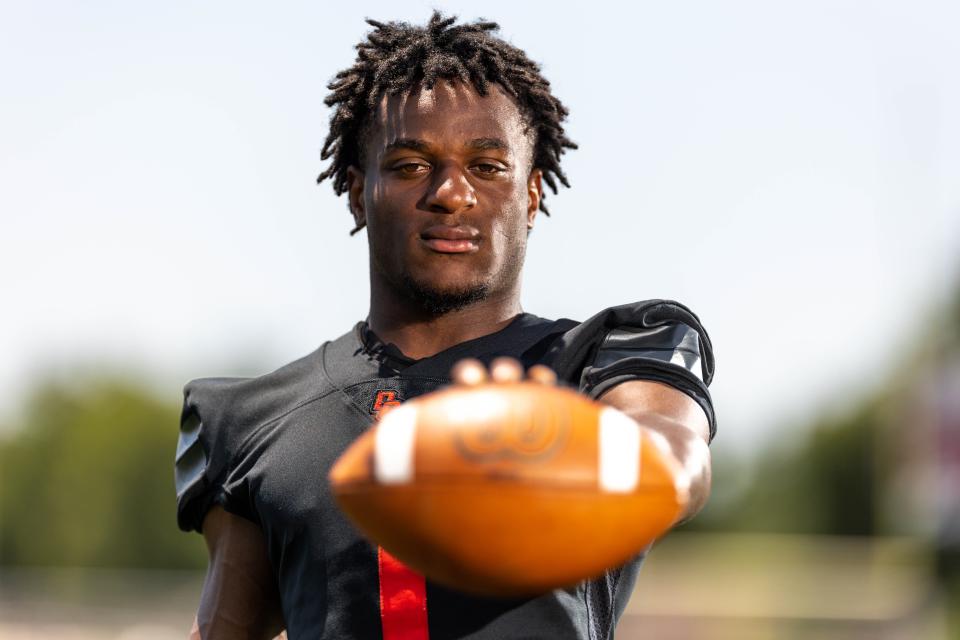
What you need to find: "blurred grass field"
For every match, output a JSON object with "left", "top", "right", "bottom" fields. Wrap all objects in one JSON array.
[{"left": 0, "top": 533, "right": 951, "bottom": 639}]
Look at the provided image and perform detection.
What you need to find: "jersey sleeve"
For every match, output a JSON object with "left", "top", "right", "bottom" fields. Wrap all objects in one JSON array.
[
  {"left": 548, "top": 300, "right": 717, "bottom": 441},
  {"left": 174, "top": 377, "right": 255, "bottom": 532}
]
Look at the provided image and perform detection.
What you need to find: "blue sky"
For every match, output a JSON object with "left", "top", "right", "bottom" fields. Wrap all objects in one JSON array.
[{"left": 2, "top": 1, "right": 958, "bottom": 452}]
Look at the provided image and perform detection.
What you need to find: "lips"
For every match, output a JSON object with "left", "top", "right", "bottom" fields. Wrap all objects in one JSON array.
[{"left": 420, "top": 224, "right": 480, "bottom": 254}]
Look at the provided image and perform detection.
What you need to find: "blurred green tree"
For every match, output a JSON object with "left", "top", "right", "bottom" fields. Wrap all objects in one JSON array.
[
  {"left": 692, "top": 399, "right": 886, "bottom": 535},
  {"left": 0, "top": 378, "right": 205, "bottom": 569},
  {"left": 688, "top": 276, "right": 960, "bottom": 543}
]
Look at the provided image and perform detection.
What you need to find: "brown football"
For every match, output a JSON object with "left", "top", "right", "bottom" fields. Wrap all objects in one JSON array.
[{"left": 329, "top": 381, "right": 688, "bottom": 596}]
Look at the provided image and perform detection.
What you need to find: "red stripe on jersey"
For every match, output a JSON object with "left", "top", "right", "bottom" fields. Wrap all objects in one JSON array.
[{"left": 378, "top": 546, "right": 429, "bottom": 640}]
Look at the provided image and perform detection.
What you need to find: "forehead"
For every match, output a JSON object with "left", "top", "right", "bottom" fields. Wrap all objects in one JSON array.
[{"left": 366, "top": 82, "right": 532, "bottom": 156}]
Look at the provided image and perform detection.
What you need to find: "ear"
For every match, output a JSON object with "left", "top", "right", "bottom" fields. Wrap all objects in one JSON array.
[
  {"left": 526, "top": 168, "right": 543, "bottom": 230},
  {"left": 346, "top": 166, "right": 366, "bottom": 229}
]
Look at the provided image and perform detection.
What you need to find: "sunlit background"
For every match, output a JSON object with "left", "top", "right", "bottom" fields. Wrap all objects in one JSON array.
[{"left": 2, "top": 1, "right": 958, "bottom": 638}]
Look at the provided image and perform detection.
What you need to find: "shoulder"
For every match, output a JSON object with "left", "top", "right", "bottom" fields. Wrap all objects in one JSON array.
[
  {"left": 551, "top": 299, "right": 714, "bottom": 384},
  {"left": 181, "top": 344, "right": 330, "bottom": 433},
  {"left": 181, "top": 324, "right": 368, "bottom": 429},
  {"left": 175, "top": 334, "right": 355, "bottom": 532},
  {"left": 545, "top": 299, "right": 717, "bottom": 439},
  {"left": 548, "top": 300, "right": 713, "bottom": 377}
]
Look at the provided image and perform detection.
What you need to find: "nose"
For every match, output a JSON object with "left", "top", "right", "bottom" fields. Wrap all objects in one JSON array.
[{"left": 422, "top": 163, "right": 477, "bottom": 214}]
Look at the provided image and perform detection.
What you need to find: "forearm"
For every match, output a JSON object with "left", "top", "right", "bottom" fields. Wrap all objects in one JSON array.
[
  {"left": 598, "top": 380, "right": 713, "bottom": 523},
  {"left": 623, "top": 408, "right": 711, "bottom": 522}
]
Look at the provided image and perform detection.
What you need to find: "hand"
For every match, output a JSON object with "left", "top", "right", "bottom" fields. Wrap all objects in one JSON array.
[{"left": 450, "top": 357, "right": 558, "bottom": 387}]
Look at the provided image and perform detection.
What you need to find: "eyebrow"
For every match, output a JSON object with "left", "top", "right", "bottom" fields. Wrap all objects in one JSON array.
[
  {"left": 384, "top": 138, "right": 430, "bottom": 153},
  {"left": 385, "top": 138, "right": 430, "bottom": 153},
  {"left": 465, "top": 137, "right": 508, "bottom": 151},
  {"left": 383, "top": 137, "right": 510, "bottom": 153}
]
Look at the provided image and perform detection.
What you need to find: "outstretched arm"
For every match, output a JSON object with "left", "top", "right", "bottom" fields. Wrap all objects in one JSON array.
[
  {"left": 598, "top": 379, "right": 712, "bottom": 523},
  {"left": 190, "top": 506, "right": 286, "bottom": 640}
]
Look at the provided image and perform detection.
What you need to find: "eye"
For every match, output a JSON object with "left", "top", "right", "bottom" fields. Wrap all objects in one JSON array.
[
  {"left": 473, "top": 163, "right": 505, "bottom": 175},
  {"left": 393, "top": 162, "right": 430, "bottom": 176}
]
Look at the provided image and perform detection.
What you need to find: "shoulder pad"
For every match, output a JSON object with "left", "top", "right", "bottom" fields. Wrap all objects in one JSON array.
[{"left": 594, "top": 321, "right": 705, "bottom": 381}]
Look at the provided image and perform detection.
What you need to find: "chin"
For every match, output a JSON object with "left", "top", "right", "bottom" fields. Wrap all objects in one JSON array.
[{"left": 399, "top": 273, "right": 490, "bottom": 315}]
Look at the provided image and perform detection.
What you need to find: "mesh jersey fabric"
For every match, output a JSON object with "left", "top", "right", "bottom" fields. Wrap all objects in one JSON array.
[{"left": 174, "top": 300, "right": 715, "bottom": 640}]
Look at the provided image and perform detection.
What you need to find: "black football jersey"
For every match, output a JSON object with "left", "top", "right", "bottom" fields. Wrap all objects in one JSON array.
[{"left": 175, "top": 300, "right": 715, "bottom": 640}]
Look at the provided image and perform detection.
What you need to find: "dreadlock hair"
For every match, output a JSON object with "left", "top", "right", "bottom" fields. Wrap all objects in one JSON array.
[{"left": 317, "top": 11, "right": 577, "bottom": 235}]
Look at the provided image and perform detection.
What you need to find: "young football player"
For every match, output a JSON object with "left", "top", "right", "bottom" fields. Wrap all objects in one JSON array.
[{"left": 176, "top": 12, "right": 715, "bottom": 639}]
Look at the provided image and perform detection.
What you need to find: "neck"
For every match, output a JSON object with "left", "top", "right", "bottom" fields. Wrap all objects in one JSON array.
[{"left": 367, "top": 278, "right": 523, "bottom": 360}]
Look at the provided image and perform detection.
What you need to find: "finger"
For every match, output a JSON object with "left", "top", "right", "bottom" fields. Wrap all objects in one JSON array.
[
  {"left": 490, "top": 357, "right": 524, "bottom": 383},
  {"left": 451, "top": 358, "right": 487, "bottom": 386},
  {"left": 527, "top": 364, "right": 557, "bottom": 385},
  {"left": 376, "top": 403, "right": 396, "bottom": 421}
]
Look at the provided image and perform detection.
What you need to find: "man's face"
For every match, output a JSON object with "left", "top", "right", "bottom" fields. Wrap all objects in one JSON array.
[{"left": 348, "top": 81, "right": 542, "bottom": 314}]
